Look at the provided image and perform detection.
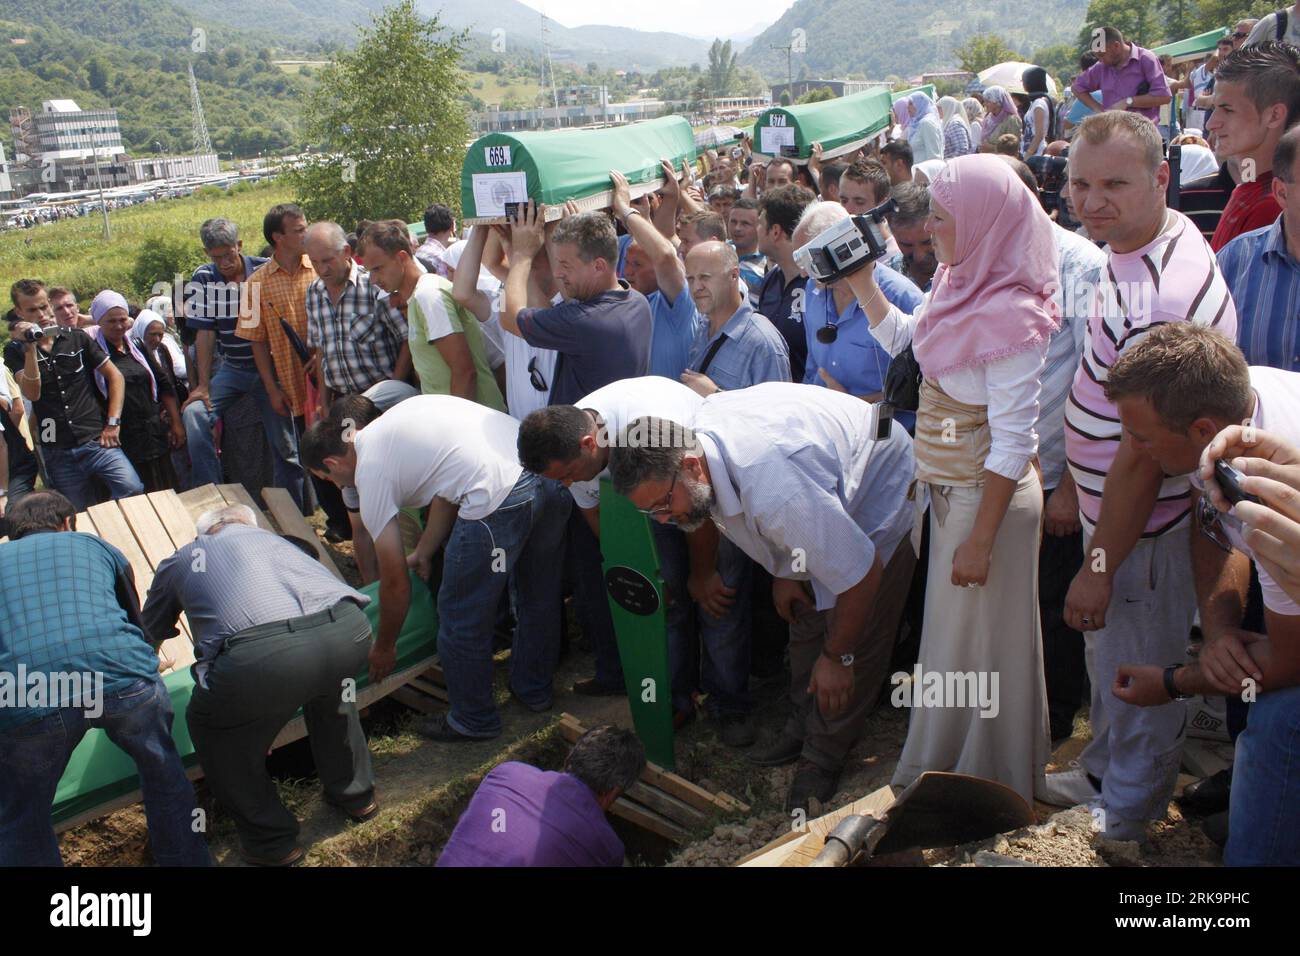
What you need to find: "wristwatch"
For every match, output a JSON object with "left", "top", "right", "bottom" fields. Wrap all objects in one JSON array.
[
  {"left": 1163, "top": 664, "right": 1192, "bottom": 701},
  {"left": 105, "top": 416, "right": 121, "bottom": 427},
  {"left": 822, "top": 647, "right": 855, "bottom": 667},
  {"left": 1125, "top": 96, "right": 1134, "bottom": 109}
]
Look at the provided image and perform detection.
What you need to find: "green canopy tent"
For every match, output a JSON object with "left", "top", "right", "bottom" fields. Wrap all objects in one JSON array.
[
  {"left": 460, "top": 116, "right": 697, "bottom": 224},
  {"left": 1153, "top": 28, "right": 1229, "bottom": 65},
  {"left": 750, "top": 87, "right": 894, "bottom": 163},
  {"left": 51, "top": 573, "right": 439, "bottom": 829}
]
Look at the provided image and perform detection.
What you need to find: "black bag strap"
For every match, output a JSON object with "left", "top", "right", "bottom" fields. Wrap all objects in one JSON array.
[
  {"left": 696, "top": 333, "right": 728, "bottom": 376},
  {"left": 1279, "top": 8, "right": 1288, "bottom": 41}
]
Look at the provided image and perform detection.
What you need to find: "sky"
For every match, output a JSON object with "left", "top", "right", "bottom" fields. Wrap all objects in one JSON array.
[{"left": 521, "top": 0, "right": 798, "bottom": 40}]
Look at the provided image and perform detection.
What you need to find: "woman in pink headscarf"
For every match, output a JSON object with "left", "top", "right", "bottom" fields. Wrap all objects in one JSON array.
[
  {"left": 843, "top": 154, "right": 1059, "bottom": 804},
  {"left": 978, "top": 85, "right": 1023, "bottom": 152}
]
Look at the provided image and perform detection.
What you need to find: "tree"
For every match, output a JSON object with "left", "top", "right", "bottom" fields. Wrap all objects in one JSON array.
[
  {"left": 286, "top": 0, "right": 470, "bottom": 225},
  {"left": 1033, "top": 44, "right": 1080, "bottom": 82},
  {"left": 1190, "top": 0, "right": 1276, "bottom": 35},
  {"left": 1077, "top": 0, "right": 1161, "bottom": 51},
  {"left": 86, "top": 57, "right": 111, "bottom": 94},
  {"left": 953, "top": 34, "right": 1021, "bottom": 74},
  {"left": 707, "top": 39, "right": 737, "bottom": 97},
  {"left": 797, "top": 86, "right": 836, "bottom": 104}
]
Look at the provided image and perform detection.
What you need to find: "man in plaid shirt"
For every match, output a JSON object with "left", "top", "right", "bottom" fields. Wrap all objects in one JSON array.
[
  {"left": 234, "top": 203, "right": 316, "bottom": 511},
  {"left": 304, "top": 221, "right": 411, "bottom": 416}
]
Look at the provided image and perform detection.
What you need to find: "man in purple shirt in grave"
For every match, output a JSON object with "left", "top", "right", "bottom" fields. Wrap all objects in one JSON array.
[
  {"left": 437, "top": 726, "right": 645, "bottom": 867},
  {"left": 1072, "top": 26, "right": 1172, "bottom": 124}
]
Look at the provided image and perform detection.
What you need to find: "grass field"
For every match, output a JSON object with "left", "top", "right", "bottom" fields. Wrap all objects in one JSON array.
[
  {"left": 0, "top": 181, "right": 293, "bottom": 325},
  {"left": 464, "top": 69, "right": 542, "bottom": 109}
]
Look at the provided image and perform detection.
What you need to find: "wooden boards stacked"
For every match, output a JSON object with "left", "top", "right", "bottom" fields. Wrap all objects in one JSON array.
[{"left": 557, "top": 713, "right": 749, "bottom": 845}]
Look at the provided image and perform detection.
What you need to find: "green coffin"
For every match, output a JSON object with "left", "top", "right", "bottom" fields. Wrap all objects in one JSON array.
[
  {"left": 891, "top": 85, "right": 937, "bottom": 104},
  {"left": 50, "top": 573, "right": 439, "bottom": 828},
  {"left": 752, "top": 88, "right": 894, "bottom": 163},
  {"left": 1153, "top": 28, "right": 1228, "bottom": 62},
  {"left": 460, "top": 116, "right": 697, "bottom": 224}
]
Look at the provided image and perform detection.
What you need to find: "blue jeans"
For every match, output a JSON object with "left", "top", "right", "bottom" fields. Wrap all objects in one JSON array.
[
  {"left": 568, "top": 507, "right": 624, "bottom": 687},
  {"left": 438, "top": 472, "right": 571, "bottom": 737},
  {"left": 653, "top": 523, "right": 753, "bottom": 716},
  {"left": 1225, "top": 684, "right": 1300, "bottom": 866},
  {"left": 182, "top": 361, "right": 305, "bottom": 509},
  {"left": 0, "top": 675, "right": 212, "bottom": 866},
  {"left": 42, "top": 440, "right": 144, "bottom": 511}
]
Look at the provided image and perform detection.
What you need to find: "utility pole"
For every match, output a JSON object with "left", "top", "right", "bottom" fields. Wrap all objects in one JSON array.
[
  {"left": 87, "top": 118, "right": 110, "bottom": 241},
  {"left": 771, "top": 43, "right": 794, "bottom": 103}
]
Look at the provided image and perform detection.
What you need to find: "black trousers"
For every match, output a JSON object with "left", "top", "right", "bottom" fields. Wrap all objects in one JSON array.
[{"left": 1038, "top": 512, "right": 1087, "bottom": 742}]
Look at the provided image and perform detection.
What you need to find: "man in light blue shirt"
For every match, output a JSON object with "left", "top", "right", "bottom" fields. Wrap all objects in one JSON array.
[
  {"left": 680, "top": 241, "right": 790, "bottom": 396},
  {"left": 609, "top": 383, "right": 916, "bottom": 814},
  {"left": 612, "top": 167, "right": 702, "bottom": 380}
]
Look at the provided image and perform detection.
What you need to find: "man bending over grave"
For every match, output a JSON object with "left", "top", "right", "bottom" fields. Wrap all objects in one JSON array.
[
  {"left": 302, "top": 394, "right": 570, "bottom": 742},
  {"left": 608, "top": 382, "right": 915, "bottom": 812}
]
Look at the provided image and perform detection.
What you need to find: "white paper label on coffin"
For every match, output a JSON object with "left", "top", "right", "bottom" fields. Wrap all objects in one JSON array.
[
  {"left": 471, "top": 171, "right": 529, "bottom": 217},
  {"left": 760, "top": 125, "right": 795, "bottom": 155}
]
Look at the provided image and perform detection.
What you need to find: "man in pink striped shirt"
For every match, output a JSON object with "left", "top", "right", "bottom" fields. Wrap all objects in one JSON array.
[{"left": 1040, "top": 112, "right": 1238, "bottom": 842}]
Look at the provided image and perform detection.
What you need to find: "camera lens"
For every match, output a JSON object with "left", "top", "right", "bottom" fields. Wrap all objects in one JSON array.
[{"left": 816, "top": 324, "right": 838, "bottom": 344}]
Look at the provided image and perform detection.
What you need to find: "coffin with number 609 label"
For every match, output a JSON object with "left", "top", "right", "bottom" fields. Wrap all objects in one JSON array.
[
  {"left": 460, "top": 115, "right": 697, "bottom": 224},
  {"left": 751, "top": 87, "right": 894, "bottom": 164}
]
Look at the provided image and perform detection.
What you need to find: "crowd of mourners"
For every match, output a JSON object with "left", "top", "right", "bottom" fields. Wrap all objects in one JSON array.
[{"left": 3, "top": 17, "right": 1300, "bottom": 869}]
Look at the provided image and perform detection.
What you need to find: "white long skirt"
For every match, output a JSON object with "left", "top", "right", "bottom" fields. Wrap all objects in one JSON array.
[{"left": 891, "top": 471, "right": 1051, "bottom": 805}]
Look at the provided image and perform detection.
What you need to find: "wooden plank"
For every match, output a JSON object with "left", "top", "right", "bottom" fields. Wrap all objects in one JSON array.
[
  {"left": 177, "top": 484, "right": 229, "bottom": 524},
  {"left": 74, "top": 509, "right": 99, "bottom": 535},
  {"left": 625, "top": 780, "right": 709, "bottom": 829},
  {"left": 260, "top": 486, "right": 344, "bottom": 581},
  {"left": 270, "top": 654, "right": 432, "bottom": 750},
  {"left": 408, "top": 676, "right": 449, "bottom": 703},
  {"left": 609, "top": 795, "right": 690, "bottom": 844},
  {"left": 117, "top": 496, "right": 193, "bottom": 642},
  {"left": 737, "top": 786, "right": 895, "bottom": 868},
  {"left": 390, "top": 685, "right": 441, "bottom": 715},
  {"left": 147, "top": 490, "right": 197, "bottom": 550},
  {"left": 216, "top": 483, "right": 274, "bottom": 531},
  {"left": 86, "top": 502, "right": 152, "bottom": 603}
]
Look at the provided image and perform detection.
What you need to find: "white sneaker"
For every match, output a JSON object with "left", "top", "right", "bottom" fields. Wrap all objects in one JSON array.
[{"left": 1037, "top": 763, "right": 1101, "bottom": 807}]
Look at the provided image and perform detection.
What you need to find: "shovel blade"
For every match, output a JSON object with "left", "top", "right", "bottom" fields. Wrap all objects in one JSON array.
[{"left": 872, "top": 771, "right": 1036, "bottom": 856}]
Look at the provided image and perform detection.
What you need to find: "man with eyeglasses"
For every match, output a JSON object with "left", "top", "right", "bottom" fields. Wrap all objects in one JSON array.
[
  {"left": 518, "top": 377, "right": 751, "bottom": 736},
  {"left": 1103, "top": 323, "right": 1300, "bottom": 866},
  {"left": 607, "top": 382, "right": 915, "bottom": 813}
]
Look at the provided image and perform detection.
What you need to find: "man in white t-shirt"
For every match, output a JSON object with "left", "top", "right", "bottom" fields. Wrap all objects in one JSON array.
[
  {"left": 301, "top": 395, "right": 571, "bottom": 742},
  {"left": 517, "top": 376, "right": 755, "bottom": 742},
  {"left": 1104, "top": 324, "right": 1300, "bottom": 864}
]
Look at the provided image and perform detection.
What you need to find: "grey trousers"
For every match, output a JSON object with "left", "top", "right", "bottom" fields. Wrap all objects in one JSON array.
[
  {"left": 187, "top": 600, "right": 374, "bottom": 859},
  {"left": 1080, "top": 526, "right": 1194, "bottom": 823},
  {"left": 784, "top": 542, "right": 917, "bottom": 774}
]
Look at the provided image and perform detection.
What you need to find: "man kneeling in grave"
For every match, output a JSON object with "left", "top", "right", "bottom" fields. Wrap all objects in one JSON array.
[
  {"left": 301, "top": 394, "right": 571, "bottom": 742},
  {"left": 609, "top": 382, "right": 916, "bottom": 813}
]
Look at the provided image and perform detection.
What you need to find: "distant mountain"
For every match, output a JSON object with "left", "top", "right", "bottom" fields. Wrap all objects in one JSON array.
[{"left": 740, "top": 0, "right": 1090, "bottom": 80}]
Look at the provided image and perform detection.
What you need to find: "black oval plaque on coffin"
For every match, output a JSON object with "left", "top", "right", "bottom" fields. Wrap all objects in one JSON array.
[{"left": 605, "top": 565, "right": 661, "bottom": 616}]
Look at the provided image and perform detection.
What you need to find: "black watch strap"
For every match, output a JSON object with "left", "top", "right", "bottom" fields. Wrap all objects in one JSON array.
[{"left": 1163, "top": 664, "right": 1191, "bottom": 701}]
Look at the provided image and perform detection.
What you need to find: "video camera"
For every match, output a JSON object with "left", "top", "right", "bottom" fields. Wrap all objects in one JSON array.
[{"left": 792, "top": 199, "right": 894, "bottom": 283}]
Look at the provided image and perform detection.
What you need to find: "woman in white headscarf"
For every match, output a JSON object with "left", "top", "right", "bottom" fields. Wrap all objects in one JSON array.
[
  {"left": 138, "top": 301, "right": 189, "bottom": 385},
  {"left": 937, "top": 95, "right": 974, "bottom": 158},
  {"left": 1176, "top": 143, "right": 1220, "bottom": 185},
  {"left": 903, "top": 90, "right": 945, "bottom": 164},
  {"left": 912, "top": 158, "right": 948, "bottom": 186},
  {"left": 962, "top": 96, "right": 986, "bottom": 148}
]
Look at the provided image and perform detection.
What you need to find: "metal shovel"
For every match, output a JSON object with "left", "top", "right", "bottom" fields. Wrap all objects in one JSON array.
[{"left": 808, "top": 771, "right": 1036, "bottom": 867}]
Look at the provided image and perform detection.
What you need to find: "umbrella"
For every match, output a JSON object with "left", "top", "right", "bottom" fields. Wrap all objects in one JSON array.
[
  {"left": 978, "top": 61, "right": 1059, "bottom": 98},
  {"left": 694, "top": 125, "right": 744, "bottom": 149}
]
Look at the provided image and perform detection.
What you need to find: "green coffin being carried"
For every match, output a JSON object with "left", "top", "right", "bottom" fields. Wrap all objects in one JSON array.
[
  {"left": 460, "top": 116, "right": 697, "bottom": 224},
  {"left": 751, "top": 88, "right": 894, "bottom": 163}
]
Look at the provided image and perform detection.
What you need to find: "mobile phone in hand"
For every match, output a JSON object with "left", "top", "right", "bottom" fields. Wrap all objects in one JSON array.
[{"left": 1214, "top": 459, "right": 1262, "bottom": 506}]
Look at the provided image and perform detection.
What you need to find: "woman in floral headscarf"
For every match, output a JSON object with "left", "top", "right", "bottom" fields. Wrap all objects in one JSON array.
[{"left": 979, "top": 85, "right": 1023, "bottom": 153}]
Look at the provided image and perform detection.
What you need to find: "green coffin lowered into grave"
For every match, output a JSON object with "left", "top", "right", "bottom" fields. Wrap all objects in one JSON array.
[
  {"left": 50, "top": 573, "right": 439, "bottom": 828},
  {"left": 461, "top": 116, "right": 697, "bottom": 224},
  {"left": 752, "top": 88, "right": 894, "bottom": 163}
]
